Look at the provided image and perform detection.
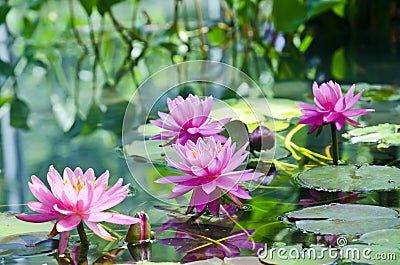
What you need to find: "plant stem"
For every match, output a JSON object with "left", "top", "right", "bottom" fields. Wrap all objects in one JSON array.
[
  {"left": 77, "top": 221, "right": 89, "bottom": 246},
  {"left": 330, "top": 123, "right": 339, "bottom": 165}
]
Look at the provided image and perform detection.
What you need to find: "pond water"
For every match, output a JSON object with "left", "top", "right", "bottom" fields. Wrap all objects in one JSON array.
[{"left": 1, "top": 1, "right": 400, "bottom": 265}]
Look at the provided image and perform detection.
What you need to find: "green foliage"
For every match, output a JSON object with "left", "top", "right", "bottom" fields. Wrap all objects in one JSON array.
[
  {"left": 10, "top": 98, "right": 30, "bottom": 130},
  {"left": 273, "top": 0, "right": 306, "bottom": 33}
]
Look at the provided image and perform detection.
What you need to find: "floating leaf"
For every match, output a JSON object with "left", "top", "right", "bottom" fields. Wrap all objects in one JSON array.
[
  {"left": 259, "top": 244, "right": 338, "bottom": 265},
  {"left": 341, "top": 244, "right": 400, "bottom": 265},
  {"left": 212, "top": 98, "right": 300, "bottom": 127},
  {"left": 124, "top": 139, "right": 179, "bottom": 163},
  {"left": 0, "top": 232, "right": 57, "bottom": 257},
  {"left": 283, "top": 204, "right": 400, "bottom": 235},
  {"left": 0, "top": 213, "right": 54, "bottom": 237},
  {"left": 294, "top": 165, "right": 400, "bottom": 192},
  {"left": 343, "top": 123, "right": 400, "bottom": 148},
  {"left": 358, "top": 229, "right": 400, "bottom": 248}
]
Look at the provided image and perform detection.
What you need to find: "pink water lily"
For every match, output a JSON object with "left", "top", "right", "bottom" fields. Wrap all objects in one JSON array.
[
  {"left": 16, "top": 166, "right": 140, "bottom": 253},
  {"left": 297, "top": 81, "right": 374, "bottom": 133},
  {"left": 150, "top": 94, "right": 230, "bottom": 145},
  {"left": 155, "top": 137, "right": 263, "bottom": 215}
]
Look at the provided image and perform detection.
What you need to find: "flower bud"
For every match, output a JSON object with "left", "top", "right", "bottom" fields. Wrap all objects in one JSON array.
[
  {"left": 249, "top": 125, "right": 274, "bottom": 152},
  {"left": 125, "top": 211, "right": 151, "bottom": 243}
]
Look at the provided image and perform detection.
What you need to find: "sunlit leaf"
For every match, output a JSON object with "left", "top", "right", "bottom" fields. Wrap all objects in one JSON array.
[
  {"left": 0, "top": 214, "right": 53, "bottom": 237},
  {"left": 208, "top": 27, "right": 227, "bottom": 46},
  {"left": 294, "top": 165, "right": 400, "bottom": 192},
  {"left": 343, "top": 123, "right": 400, "bottom": 148},
  {"left": 331, "top": 47, "right": 346, "bottom": 80},
  {"left": 124, "top": 139, "right": 179, "bottom": 162},
  {"left": 283, "top": 204, "right": 400, "bottom": 235}
]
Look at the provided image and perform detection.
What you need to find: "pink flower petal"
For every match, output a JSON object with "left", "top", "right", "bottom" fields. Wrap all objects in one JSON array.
[
  {"left": 105, "top": 213, "right": 140, "bottom": 225},
  {"left": 56, "top": 215, "right": 82, "bottom": 232},
  {"left": 58, "top": 231, "right": 70, "bottom": 254},
  {"left": 228, "top": 186, "right": 252, "bottom": 199},
  {"left": 202, "top": 180, "right": 217, "bottom": 194},
  {"left": 155, "top": 175, "right": 195, "bottom": 184},
  {"left": 83, "top": 220, "right": 116, "bottom": 241},
  {"left": 16, "top": 213, "right": 60, "bottom": 223}
]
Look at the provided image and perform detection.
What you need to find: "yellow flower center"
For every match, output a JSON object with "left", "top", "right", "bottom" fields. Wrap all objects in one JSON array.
[
  {"left": 191, "top": 148, "right": 197, "bottom": 159},
  {"left": 63, "top": 176, "right": 89, "bottom": 192}
]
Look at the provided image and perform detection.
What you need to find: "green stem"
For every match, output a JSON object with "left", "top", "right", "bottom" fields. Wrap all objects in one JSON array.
[
  {"left": 77, "top": 221, "right": 89, "bottom": 246},
  {"left": 330, "top": 123, "right": 339, "bottom": 165}
]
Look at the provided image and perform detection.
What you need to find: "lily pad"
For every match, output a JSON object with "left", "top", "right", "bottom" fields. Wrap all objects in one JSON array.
[
  {"left": 294, "top": 165, "right": 400, "bottom": 192},
  {"left": 342, "top": 123, "right": 400, "bottom": 148},
  {"left": 212, "top": 98, "right": 300, "bottom": 128},
  {"left": 0, "top": 232, "right": 58, "bottom": 257},
  {"left": 358, "top": 229, "right": 400, "bottom": 248},
  {"left": 340, "top": 244, "right": 400, "bottom": 265},
  {"left": 0, "top": 213, "right": 54, "bottom": 237},
  {"left": 258, "top": 244, "right": 338, "bottom": 265},
  {"left": 283, "top": 204, "right": 400, "bottom": 235},
  {"left": 124, "top": 139, "right": 179, "bottom": 163}
]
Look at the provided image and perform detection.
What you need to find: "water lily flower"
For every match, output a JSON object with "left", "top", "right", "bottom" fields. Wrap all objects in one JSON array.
[
  {"left": 16, "top": 166, "right": 140, "bottom": 254},
  {"left": 155, "top": 137, "right": 263, "bottom": 215},
  {"left": 297, "top": 81, "right": 374, "bottom": 133},
  {"left": 150, "top": 94, "right": 230, "bottom": 145}
]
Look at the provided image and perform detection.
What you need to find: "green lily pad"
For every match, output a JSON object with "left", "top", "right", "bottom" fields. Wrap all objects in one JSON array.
[
  {"left": 342, "top": 123, "right": 400, "bottom": 148},
  {"left": 358, "top": 229, "right": 400, "bottom": 248},
  {"left": 341, "top": 244, "right": 400, "bottom": 265},
  {"left": 258, "top": 244, "right": 338, "bottom": 265},
  {"left": 124, "top": 140, "right": 179, "bottom": 163},
  {"left": 294, "top": 165, "right": 400, "bottom": 192},
  {"left": 0, "top": 213, "right": 54, "bottom": 237},
  {"left": 0, "top": 232, "right": 58, "bottom": 257},
  {"left": 283, "top": 204, "right": 400, "bottom": 235}
]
